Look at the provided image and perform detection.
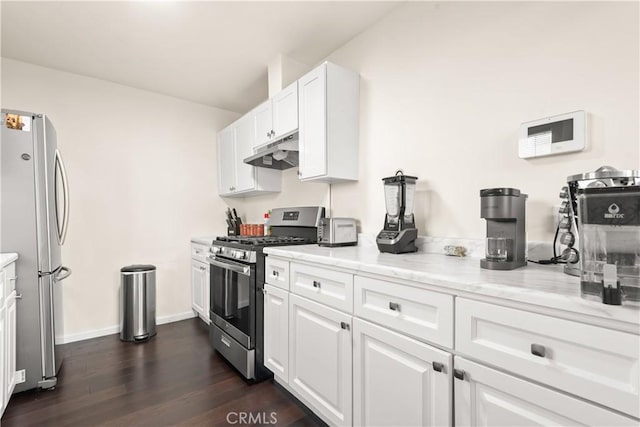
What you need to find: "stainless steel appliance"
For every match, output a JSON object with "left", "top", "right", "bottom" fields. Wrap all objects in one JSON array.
[
  {"left": 560, "top": 166, "right": 640, "bottom": 277},
  {"left": 318, "top": 217, "right": 358, "bottom": 247},
  {"left": 244, "top": 132, "right": 299, "bottom": 170},
  {"left": 376, "top": 170, "right": 418, "bottom": 254},
  {"left": 480, "top": 188, "right": 528, "bottom": 270},
  {"left": 1, "top": 110, "right": 71, "bottom": 391},
  {"left": 208, "top": 206, "right": 325, "bottom": 380}
]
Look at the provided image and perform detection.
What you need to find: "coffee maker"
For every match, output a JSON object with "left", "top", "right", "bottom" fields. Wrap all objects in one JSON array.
[
  {"left": 377, "top": 170, "right": 418, "bottom": 254},
  {"left": 480, "top": 188, "right": 527, "bottom": 270}
]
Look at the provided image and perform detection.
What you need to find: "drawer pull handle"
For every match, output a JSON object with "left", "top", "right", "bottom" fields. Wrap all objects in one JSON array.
[
  {"left": 432, "top": 362, "right": 444, "bottom": 372},
  {"left": 531, "top": 344, "right": 546, "bottom": 358},
  {"left": 340, "top": 322, "right": 350, "bottom": 330},
  {"left": 453, "top": 369, "right": 465, "bottom": 381},
  {"left": 389, "top": 302, "right": 400, "bottom": 311},
  {"left": 273, "top": 270, "right": 279, "bottom": 277},
  {"left": 220, "top": 336, "right": 232, "bottom": 348},
  {"left": 312, "top": 280, "right": 321, "bottom": 288}
]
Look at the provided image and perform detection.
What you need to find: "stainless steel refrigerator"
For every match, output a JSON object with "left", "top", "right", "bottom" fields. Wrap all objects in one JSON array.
[{"left": 1, "top": 109, "right": 71, "bottom": 392}]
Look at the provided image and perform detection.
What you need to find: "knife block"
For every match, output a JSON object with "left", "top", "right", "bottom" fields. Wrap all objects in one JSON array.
[{"left": 227, "top": 224, "right": 240, "bottom": 236}]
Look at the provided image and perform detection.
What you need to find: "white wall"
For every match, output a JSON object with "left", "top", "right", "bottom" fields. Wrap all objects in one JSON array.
[
  {"left": 239, "top": 1, "right": 639, "bottom": 242},
  {"left": 1, "top": 59, "right": 239, "bottom": 339}
]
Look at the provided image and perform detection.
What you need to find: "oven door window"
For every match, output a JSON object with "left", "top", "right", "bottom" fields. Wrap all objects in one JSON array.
[{"left": 210, "top": 259, "right": 253, "bottom": 338}]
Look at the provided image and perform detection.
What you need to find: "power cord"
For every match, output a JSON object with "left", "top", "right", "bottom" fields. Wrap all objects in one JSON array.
[{"left": 529, "top": 223, "right": 569, "bottom": 265}]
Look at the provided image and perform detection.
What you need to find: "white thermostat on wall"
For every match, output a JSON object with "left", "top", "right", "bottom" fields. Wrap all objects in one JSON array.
[{"left": 518, "top": 110, "right": 586, "bottom": 159}]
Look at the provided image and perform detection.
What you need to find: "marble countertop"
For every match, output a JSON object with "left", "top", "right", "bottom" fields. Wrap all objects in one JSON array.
[
  {"left": 264, "top": 244, "right": 640, "bottom": 330},
  {"left": 0, "top": 253, "right": 18, "bottom": 270},
  {"left": 191, "top": 236, "right": 216, "bottom": 246}
]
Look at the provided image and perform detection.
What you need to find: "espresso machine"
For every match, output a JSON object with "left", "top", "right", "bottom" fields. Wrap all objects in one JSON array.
[
  {"left": 572, "top": 168, "right": 640, "bottom": 306},
  {"left": 480, "top": 188, "right": 528, "bottom": 270},
  {"left": 377, "top": 170, "right": 418, "bottom": 254}
]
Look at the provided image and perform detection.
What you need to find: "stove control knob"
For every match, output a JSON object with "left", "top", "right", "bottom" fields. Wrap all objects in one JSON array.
[
  {"left": 234, "top": 251, "right": 246, "bottom": 260},
  {"left": 211, "top": 246, "right": 221, "bottom": 254}
]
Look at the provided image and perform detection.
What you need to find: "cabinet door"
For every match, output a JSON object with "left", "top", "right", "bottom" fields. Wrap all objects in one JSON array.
[
  {"left": 289, "top": 294, "right": 352, "bottom": 426},
  {"left": 263, "top": 284, "right": 289, "bottom": 381},
  {"left": 191, "top": 260, "right": 205, "bottom": 317},
  {"left": 454, "top": 357, "right": 638, "bottom": 427},
  {"left": 272, "top": 82, "right": 298, "bottom": 138},
  {"left": 234, "top": 114, "right": 256, "bottom": 193},
  {"left": 0, "top": 305, "right": 5, "bottom": 415},
  {"left": 217, "top": 126, "right": 236, "bottom": 195},
  {"left": 354, "top": 318, "right": 452, "bottom": 427},
  {"left": 298, "top": 64, "right": 327, "bottom": 180},
  {"left": 203, "top": 264, "right": 210, "bottom": 324},
  {"left": 253, "top": 100, "right": 273, "bottom": 149},
  {"left": 5, "top": 292, "right": 16, "bottom": 399}
]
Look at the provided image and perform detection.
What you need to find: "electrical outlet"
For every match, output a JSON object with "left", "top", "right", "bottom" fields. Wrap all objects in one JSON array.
[{"left": 16, "top": 369, "right": 26, "bottom": 384}]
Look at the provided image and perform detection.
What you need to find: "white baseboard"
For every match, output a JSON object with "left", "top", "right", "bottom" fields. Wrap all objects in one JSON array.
[
  {"left": 59, "top": 310, "right": 197, "bottom": 344},
  {"left": 156, "top": 311, "right": 197, "bottom": 325}
]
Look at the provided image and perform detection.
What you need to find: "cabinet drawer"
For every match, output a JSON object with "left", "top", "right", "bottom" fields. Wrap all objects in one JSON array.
[
  {"left": 354, "top": 276, "right": 454, "bottom": 349},
  {"left": 265, "top": 257, "right": 290, "bottom": 290},
  {"left": 191, "top": 243, "right": 209, "bottom": 263},
  {"left": 456, "top": 298, "right": 640, "bottom": 418},
  {"left": 290, "top": 263, "right": 353, "bottom": 313}
]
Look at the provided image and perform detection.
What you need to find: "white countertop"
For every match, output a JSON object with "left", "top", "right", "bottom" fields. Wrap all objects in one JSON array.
[
  {"left": 0, "top": 253, "right": 18, "bottom": 270},
  {"left": 191, "top": 236, "right": 216, "bottom": 246},
  {"left": 264, "top": 244, "right": 640, "bottom": 331}
]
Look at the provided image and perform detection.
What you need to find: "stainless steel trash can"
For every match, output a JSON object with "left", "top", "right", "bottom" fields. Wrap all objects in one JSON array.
[{"left": 120, "top": 264, "right": 156, "bottom": 342}]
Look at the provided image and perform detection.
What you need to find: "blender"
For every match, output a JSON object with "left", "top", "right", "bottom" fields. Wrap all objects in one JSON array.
[{"left": 376, "top": 170, "right": 418, "bottom": 254}]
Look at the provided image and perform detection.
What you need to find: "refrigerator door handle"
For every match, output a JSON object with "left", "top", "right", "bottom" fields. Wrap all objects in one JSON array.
[
  {"left": 55, "top": 149, "right": 70, "bottom": 245},
  {"left": 56, "top": 266, "right": 72, "bottom": 281}
]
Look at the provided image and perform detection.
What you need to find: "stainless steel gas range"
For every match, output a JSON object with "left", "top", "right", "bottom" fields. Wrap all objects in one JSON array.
[{"left": 207, "top": 206, "right": 325, "bottom": 380}]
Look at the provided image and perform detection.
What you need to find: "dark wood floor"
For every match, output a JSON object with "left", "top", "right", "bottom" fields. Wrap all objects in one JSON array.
[{"left": 3, "top": 318, "right": 323, "bottom": 426}]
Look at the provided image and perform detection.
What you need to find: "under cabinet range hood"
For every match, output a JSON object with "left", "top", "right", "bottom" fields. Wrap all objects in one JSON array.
[{"left": 244, "top": 132, "right": 299, "bottom": 170}]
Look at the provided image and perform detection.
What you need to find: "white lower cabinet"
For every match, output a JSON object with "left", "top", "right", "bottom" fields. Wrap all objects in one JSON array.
[
  {"left": 353, "top": 318, "right": 452, "bottom": 427},
  {"left": 190, "top": 259, "right": 209, "bottom": 324},
  {"left": 263, "top": 258, "right": 639, "bottom": 427},
  {"left": 0, "top": 304, "right": 5, "bottom": 415},
  {"left": 454, "top": 356, "right": 637, "bottom": 426},
  {"left": 263, "top": 284, "right": 289, "bottom": 381},
  {"left": 289, "top": 294, "right": 352, "bottom": 426},
  {"left": 1, "top": 260, "right": 17, "bottom": 417},
  {"left": 5, "top": 292, "right": 16, "bottom": 400}
]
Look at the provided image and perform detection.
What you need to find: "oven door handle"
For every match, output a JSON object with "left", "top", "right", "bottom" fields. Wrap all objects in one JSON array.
[{"left": 207, "top": 256, "right": 251, "bottom": 276}]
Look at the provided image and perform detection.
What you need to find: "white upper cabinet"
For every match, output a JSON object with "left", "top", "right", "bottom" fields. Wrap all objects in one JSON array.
[
  {"left": 252, "top": 82, "right": 298, "bottom": 151},
  {"left": 298, "top": 62, "right": 359, "bottom": 183},
  {"left": 217, "top": 125, "right": 236, "bottom": 196},
  {"left": 252, "top": 100, "right": 273, "bottom": 149},
  {"left": 234, "top": 115, "right": 256, "bottom": 193},
  {"left": 216, "top": 114, "right": 281, "bottom": 198},
  {"left": 272, "top": 82, "right": 298, "bottom": 137}
]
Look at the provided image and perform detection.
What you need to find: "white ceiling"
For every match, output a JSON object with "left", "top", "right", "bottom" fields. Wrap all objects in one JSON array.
[{"left": 1, "top": 1, "right": 400, "bottom": 113}]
